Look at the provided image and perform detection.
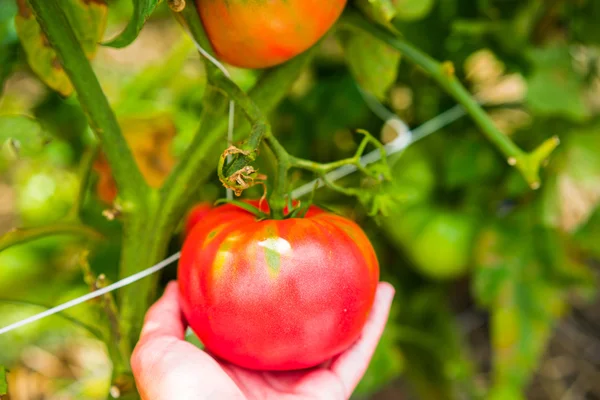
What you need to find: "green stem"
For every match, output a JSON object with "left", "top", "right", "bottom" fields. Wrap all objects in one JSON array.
[
  {"left": 342, "top": 11, "right": 559, "bottom": 189},
  {"left": 172, "top": 1, "right": 215, "bottom": 57},
  {"left": 290, "top": 130, "right": 387, "bottom": 176},
  {"left": 207, "top": 72, "right": 293, "bottom": 217},
  {"left": 67, "top": 143, "right": 99, "bottom": 220},
  {"left": 0, "top": 224, "right": 103, "bottom": 253},
  {"left": 157, "top": 47, "right": 315, "bottom": 235},
  {"left": 322, "top": 174, "right": 364, "bottom": 199},
  {"left": 28, "top": 0, "right": 149, "bottom": 204},
  {"left": 210, "top": 71, "right": 269, "bottom": 155},
  {"left": 264, "top": 136, "right": 291, "bottom": 218}
]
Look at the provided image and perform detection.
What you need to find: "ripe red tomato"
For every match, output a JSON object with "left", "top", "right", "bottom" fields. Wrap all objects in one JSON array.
[
  {"left": 183, "top": 202, "right": 212, "bottom": 237},
  {"left": 196, "top": 0, "right": 347, "bottom": 69},
  {"left": 178, "top": 201, "right": 379, "bottom": 370}
]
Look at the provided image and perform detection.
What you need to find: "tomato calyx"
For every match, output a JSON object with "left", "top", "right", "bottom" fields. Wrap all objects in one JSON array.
[
  {"left": 213, "top": 197, "right": 315, "bottom": 220},
  {"left": 214, "top": 198, "right": 270, "bottom": 220}
]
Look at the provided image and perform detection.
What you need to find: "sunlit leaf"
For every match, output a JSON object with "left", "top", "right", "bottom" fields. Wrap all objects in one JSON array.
[
  {"left": 93, "top": 114, "right": 177, "bottom": 203},
  {"left": 342, "top": 29, "right": 401, "bottom": 100},
  {"left": 15, "top": 0, "right": 107, "bottom": 96},
  {"left": 103, "top": 0, "right": 161, "bottom": 48}
]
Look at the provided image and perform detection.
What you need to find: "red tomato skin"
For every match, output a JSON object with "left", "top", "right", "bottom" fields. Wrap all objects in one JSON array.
[
  {"left": 184, "top": 203, "right": 212, "bottom": 237},
  {"left": 196, "top": 0, "right": 347, "bottom": 69},
  {"left": 178, "top": 202, "right": 379, "bottom": 370}
]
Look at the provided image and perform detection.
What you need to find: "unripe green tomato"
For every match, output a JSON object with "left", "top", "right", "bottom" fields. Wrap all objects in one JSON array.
[
  {"left": 383, "top": 204, "right": 433, "bottom": 245},
  {"left": 15, "top": 162, "right": 79, "bottom": 226},
  {"left": 409, "top": 210, "right": 477, "bottom": 280}
]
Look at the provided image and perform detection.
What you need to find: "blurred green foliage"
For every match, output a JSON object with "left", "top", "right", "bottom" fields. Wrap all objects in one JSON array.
[{"left": 0, "top": 0, "right": 599, "bottom": 399}]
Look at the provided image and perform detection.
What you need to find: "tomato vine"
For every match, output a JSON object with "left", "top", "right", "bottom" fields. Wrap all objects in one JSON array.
[{"left": 1, "top": 0, "right": 569, "bottom": 397}]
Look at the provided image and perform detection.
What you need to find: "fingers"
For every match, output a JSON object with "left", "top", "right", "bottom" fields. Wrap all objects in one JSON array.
[
  {"left": 132, "top": 281, "right": 247, "bottom": 400},
  {"left": 329, "top": 282, "right": 395, "bottom": 397},
  {"left": 139, "top": 281, "right": 186, "bottom": 342},
  {"left": 132, "top": 335, "right": 246, "bottom": 400}
]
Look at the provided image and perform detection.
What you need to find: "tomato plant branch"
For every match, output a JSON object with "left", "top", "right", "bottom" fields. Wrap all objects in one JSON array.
[
  {"left": 290, "top": 130, "right": 387, "bottom": 177},
  {"left": 263, "top": 135, "right": 292, "bottom": 218},
  {"left": 67, "top": 143, "right": 99, "bottom": 220},
  {"left": 342, "top": 11, "right": 560, "bottom": 189},
  {"left": 211, "top": 72, "right": 390, "bottom": 215},
  {"left": 0, "top": 224, "right": 103, "bottom": 253},
  {"left": 28, "top": 0, "right": 150, "bottom": 204},
  {"left": 209, "top": 72, "right": 292, "bottom": 216}
]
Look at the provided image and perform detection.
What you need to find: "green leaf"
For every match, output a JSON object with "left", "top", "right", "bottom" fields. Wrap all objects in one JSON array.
[
  {"left": 0, "top": 366, "right": 6, "bottom": 395},
  {"left": 15, "top": 0, "right": 107, "bottom": 96},
  {"left": 525, "top": 45, "right": 590, "bottom": 121},
  {"left": 540, "top": 124, "right": 600, "bottom": 232},
  {"left": 473, "top": 218, "right": 593, "bottom": 394},
  {"left": 103, "top": 0, "right": 160, "bottom": 48},
  {"left": 342, "top": 29, "right": 401, "bottom": 100}
]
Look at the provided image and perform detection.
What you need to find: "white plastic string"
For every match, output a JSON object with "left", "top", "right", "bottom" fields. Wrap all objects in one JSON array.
[{"left": 0, "top": 253, "right": 182, "bottom": 336}]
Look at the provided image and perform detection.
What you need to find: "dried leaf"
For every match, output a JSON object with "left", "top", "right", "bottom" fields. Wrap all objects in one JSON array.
[
  {"left": 15, "top": 0, "right": 107, "bottom": 96},
  {"left": 93, "top": 114, "right": 177, "bottom": 203}
]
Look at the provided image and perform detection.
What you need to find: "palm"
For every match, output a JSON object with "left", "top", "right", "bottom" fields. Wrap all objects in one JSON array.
[
  {"left": 220, "top": 359, "right": 345, "bottom": 400},
  {"left": 132, "top": 282, "right": 394, "bottom": 400}
]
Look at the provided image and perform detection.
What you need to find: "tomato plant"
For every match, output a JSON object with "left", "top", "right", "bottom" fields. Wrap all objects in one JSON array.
[
  {"left": 1, "top": 0, "right": 599, "bottom": 399},
  {"left": 196, "top": 0, "right": 347, "bottom": 68},
  {"left": 179, "top": 201, "right": 379, "bottom": 370}
]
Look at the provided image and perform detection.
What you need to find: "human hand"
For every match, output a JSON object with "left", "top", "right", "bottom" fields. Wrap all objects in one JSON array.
[{"left": 131, "top": 281, "right": 395, "bottom": 400}]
